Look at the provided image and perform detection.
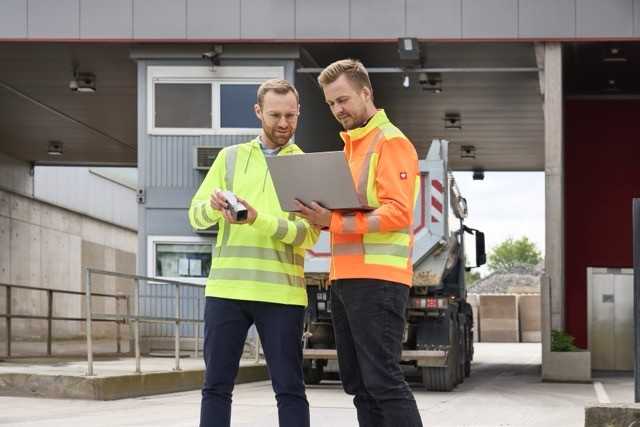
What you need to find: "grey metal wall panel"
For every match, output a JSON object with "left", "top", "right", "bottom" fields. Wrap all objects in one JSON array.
[
  {"left": 519, "top": 0, "right": 575, "bottom": 38},
  {"left": 462, "top": 0, "right": 517, "bottom": 39},
  {"left": 0, "top": 0, "right": 27, "bottom": 38},
  {"left": 134, "top": 0, "right": 186, "bottom": 39},
  {"left": 577, "top": 0, "right": 634, "bottom": 37},
  {"left": 28, "top": 0, "right": 80, "bottom": 38},
  {"left": 406, "top": 0, "right": 462, "bottom": 39},
  {"left": 187, "top": 0, "right": 240, "bottom": 39},
  {"left": 145, "top": 135, "right": 251, "bottom": 187},
  {"left": 636, "top": 0, "right": 640, "bottom": 36},
  {"left": 241, "top": 0, "right": 295, "bottom": 39},
  {"left": 146, "top": 208, "right": 194, "bottom": 235},
  {"left": 295, "top": 0, "right": 349, "bottom": 39},
  {"left": 80, "top": 0, "right": 133, "bottom": 39},
  {"left": 350, "top": 0, "right": 405, "bottom": 39},
  {"left": 145, "top": 187, "right": 193, "bottom": 209}
]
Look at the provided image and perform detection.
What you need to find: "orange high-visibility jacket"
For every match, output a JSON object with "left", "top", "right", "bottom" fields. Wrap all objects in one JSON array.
[{"left": 329, "top": 109, "right": 419, "bottom": 286}]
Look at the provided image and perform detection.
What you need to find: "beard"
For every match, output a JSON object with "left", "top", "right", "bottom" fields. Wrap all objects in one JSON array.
[
  {"left": 337, "top": 107, "right": 369, "bottom": 131},
  {"left": 263, "top": 125, "right": 293, "bottom": 147}
]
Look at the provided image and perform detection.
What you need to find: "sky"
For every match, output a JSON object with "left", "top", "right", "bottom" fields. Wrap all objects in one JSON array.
[{"left": 451, "top": 171, "right": 545, "bottom": 277}]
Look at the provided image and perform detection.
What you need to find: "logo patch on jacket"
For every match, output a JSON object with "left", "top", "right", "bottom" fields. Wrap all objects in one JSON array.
[{"left": 400, "top": 171, "right": 408, "bottom": 180}]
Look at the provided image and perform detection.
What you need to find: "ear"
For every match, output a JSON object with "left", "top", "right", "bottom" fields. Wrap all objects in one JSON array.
[
  {"left": 254, "top": 103, "right": 262, "bottom": 121},
  {"left": 361, "top": 85, "right": 372, "bottom": 102}
]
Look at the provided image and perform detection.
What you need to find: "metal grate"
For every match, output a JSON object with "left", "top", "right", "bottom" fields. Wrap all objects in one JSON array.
[{"left": 194, "top": 146, "right": 222, "bottom": 170}]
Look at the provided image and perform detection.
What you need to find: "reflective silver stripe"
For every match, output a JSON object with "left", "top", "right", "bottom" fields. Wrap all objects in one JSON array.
[
  {"left": 291, "top": 221, "right": 307, "bottom": 246},
  {"left": 333, "top": 242, "right": 364, "bottom": 256},
  {"left": 201, "top": 203, "right": 215, "bottom": 223},
  {"left": 216, "top": 245, "right": 304, "bottom": 266},
  {"left": 356, "top": 130, "right": 384, "bottom": 206},
  {"left": 273, "top": 218, "right": 289, "bottom": 240},
  {"left": 222, "top": 145, "right": 240, "bottom": 247},
  {"left": 225, "top": 145, "right": 239, "bottom": 190},
  {"left": 367, "top": 215, "right": 381, "bottom": 232},
  {"left": 363, "top": 243, "right": 410, "bottom": 257},
  {"left": 191, "top": 206, "right": 206, "bottom": 228},
  {"left": 342, "top": 215, "right": 358, "bottom": 233},
  {"left": 211, "top": 268, "right": 305, "bottom": 288}
]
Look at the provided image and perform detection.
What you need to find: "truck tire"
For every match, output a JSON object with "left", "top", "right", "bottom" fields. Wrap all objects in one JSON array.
[{"left": 422, "top": 342, "right": 458, "bottom": 391}]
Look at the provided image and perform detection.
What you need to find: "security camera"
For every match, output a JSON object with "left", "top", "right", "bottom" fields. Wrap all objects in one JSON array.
[{"left": 202, "top": 45, "right": 223, "bottom": 65}]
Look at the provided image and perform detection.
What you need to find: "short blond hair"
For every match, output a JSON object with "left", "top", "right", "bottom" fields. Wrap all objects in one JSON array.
[
  {"left": 317, "top": 59, "right": 372, "bottom": 92},
  {"left": 257, "top": 79, "right": 299, "bottom": 107}
]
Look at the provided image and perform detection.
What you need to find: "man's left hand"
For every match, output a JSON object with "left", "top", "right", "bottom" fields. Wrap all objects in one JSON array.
[{"left": 295, "top": 200, "right": 331, "bottom": 228}]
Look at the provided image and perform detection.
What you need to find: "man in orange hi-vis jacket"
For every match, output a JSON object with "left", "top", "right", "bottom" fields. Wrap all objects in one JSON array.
[{"left": 297, "top": 59, "right": 423, "bottom": 427}]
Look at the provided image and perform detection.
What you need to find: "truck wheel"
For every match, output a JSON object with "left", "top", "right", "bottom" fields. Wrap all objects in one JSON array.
[
  {"left": 422, "top": 341, "right": 458, "bottom": 392},
  {"left": 422, "top": 365, "right": 455, "bottom": 392},
  {"left": 303, "top": 364, "right": 323, "bottom": 385}
]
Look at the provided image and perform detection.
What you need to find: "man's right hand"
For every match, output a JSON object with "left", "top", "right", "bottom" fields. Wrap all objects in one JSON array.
[{"left": 209, "top": 189, "right": 229, "bottom": 212}]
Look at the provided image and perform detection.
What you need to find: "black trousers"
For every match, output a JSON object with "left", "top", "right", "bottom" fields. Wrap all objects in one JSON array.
[
  {"left": 331, "top": 279, "right": 423, "bottom": 427},
  {"left": 200, "top": 296, "right": 310, "bottom": 427}
]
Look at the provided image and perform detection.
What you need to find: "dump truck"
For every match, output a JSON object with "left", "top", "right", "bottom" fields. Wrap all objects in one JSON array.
[{"left": 302, "top": 139, "right": 486, "bottom": 392}]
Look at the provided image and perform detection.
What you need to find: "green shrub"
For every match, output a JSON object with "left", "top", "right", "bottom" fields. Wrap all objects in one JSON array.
[{"left": 551, "top": 329, "right": 578, "bottom": 352}]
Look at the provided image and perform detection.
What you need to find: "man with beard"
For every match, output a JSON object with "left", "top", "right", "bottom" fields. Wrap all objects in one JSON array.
[
  {"left": 189, "top": 79, "right": 319, "bottom": 427},
  {"left": 296, "top": 60, "right": 423, "bottom": 427}
]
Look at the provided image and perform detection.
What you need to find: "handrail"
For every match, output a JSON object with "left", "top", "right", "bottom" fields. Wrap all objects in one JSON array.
[
  {"left": 85, "top": 268, "right": 208, "bottom": 376},
  {"left": 0, "top": 282, "right": 127, "bottom": 358}
]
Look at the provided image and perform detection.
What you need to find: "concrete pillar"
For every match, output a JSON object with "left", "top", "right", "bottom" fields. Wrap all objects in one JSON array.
[{"left": 543, "top": 43, "right": 564, "bottom": 332}]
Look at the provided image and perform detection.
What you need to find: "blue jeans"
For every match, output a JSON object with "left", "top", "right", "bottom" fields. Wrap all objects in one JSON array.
[
  {"left": 331, "top": 279, "right": 423, "bottom": 427},
  {"left": 200, "top": 297, "right": 309, "bottom": 427}
]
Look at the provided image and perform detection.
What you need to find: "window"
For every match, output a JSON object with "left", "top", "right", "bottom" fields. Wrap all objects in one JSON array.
[
  {"left": 155, "top": 83, "right": 211, "bottom": 129},
  {"left": 156, "top": 243, "right": 211, "bottom": 278},
  {"left": 147, "top": 66, "right": 284, "bottom": 135},
  {"left": 148, "top": 236, "right": 214, "bottom": 285}
]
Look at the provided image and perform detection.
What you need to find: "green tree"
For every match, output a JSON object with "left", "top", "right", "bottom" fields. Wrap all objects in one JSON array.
[
  {"left": 487, "top": 236, "right": 542, "bottom": 273},
  {"left": 465, "top": 270, "right": 481, "bottom": 287}
]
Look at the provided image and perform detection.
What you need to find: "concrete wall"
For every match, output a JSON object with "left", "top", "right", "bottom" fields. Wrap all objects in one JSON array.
[
  {"left": 0, "top": 151, "right": 33, "bottom": 197},
  {"left": 0, "top": 188, "right": 136, "bottom": 353},
  {"left": 34, "top": 167, "right": 138, "bottom": 231},
  {"left": 2, "top": 0, "right": 640, "bottom": 40}
]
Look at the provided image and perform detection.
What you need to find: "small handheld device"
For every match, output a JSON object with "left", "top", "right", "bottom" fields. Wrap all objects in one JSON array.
[{"left": 220, "top": 190, "right": 248, "bottom": 221}]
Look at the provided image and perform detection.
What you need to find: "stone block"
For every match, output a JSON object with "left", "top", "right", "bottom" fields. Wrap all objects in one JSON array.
[
  {"left": 518, "top": 294, "right": 541, "bottom": 343},
  {"left": 479, "top": 295, "right": 519, "bottom": 342}
]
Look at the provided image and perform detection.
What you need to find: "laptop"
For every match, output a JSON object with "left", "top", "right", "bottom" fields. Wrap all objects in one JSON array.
[{"left": 266, "top": 151, "right": 372, "bottom": 212}]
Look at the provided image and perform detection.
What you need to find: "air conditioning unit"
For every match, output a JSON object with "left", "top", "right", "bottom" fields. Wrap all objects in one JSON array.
[{"left": 194, "top": 146, "right": 223, "bottom": 170}]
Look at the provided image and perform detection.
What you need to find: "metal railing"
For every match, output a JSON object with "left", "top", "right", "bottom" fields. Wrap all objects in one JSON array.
[
  {"left": 85, "top": 268, "right": 209, "bottom": 376},
  {"left": 0, "top": 282, "right": 128, "bottom": 358}
]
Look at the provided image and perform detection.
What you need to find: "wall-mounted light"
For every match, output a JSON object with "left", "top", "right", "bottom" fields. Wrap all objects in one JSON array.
[
  {"left": 419, "top": 72, "right": 442, "bottom": 93},
  {"left": 444, "top": 112, "right": 462, "bottom": 130},
  {"left": 69, "top": 71, "right": 96, "bottom": 93},
  {"left": 460, "top": 145, "right": 476, "bottom": 159},
  {"left": 603, "top": 47, "right": 627, "bottom": 63},
  {"left": 473, "top": 168, "right": 485, "bottom": 180},
  {"left": 48, "top": 141, "right": 63, "bottom": 156},
  {"left": 398, "top": 37, "right": 420, "bottom": 61},
  {"left": 402, "top": 74, "right": 410, "bottom": 89}
]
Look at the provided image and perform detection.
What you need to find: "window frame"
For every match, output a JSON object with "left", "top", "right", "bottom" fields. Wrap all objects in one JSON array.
[
  {"left": 147, "top": 235, "right": 215, "bottom": 286},
  {"left": 147, "top": 65, "right": 285, "bottom": 136}
]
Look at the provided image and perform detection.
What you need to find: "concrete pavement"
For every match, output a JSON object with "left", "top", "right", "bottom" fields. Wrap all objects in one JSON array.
[{"left": 0, "top": 343, "right": 632, "bottom": 427}]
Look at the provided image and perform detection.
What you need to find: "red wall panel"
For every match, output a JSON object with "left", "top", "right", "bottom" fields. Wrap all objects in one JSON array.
[{"left": 564, "top": 100, "right": 640, "bottom": 348}]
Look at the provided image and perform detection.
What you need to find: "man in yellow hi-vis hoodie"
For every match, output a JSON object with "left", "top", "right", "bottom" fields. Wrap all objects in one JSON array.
[{"left": 189, "top": 79, "right": 319, "bottom": 427}]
